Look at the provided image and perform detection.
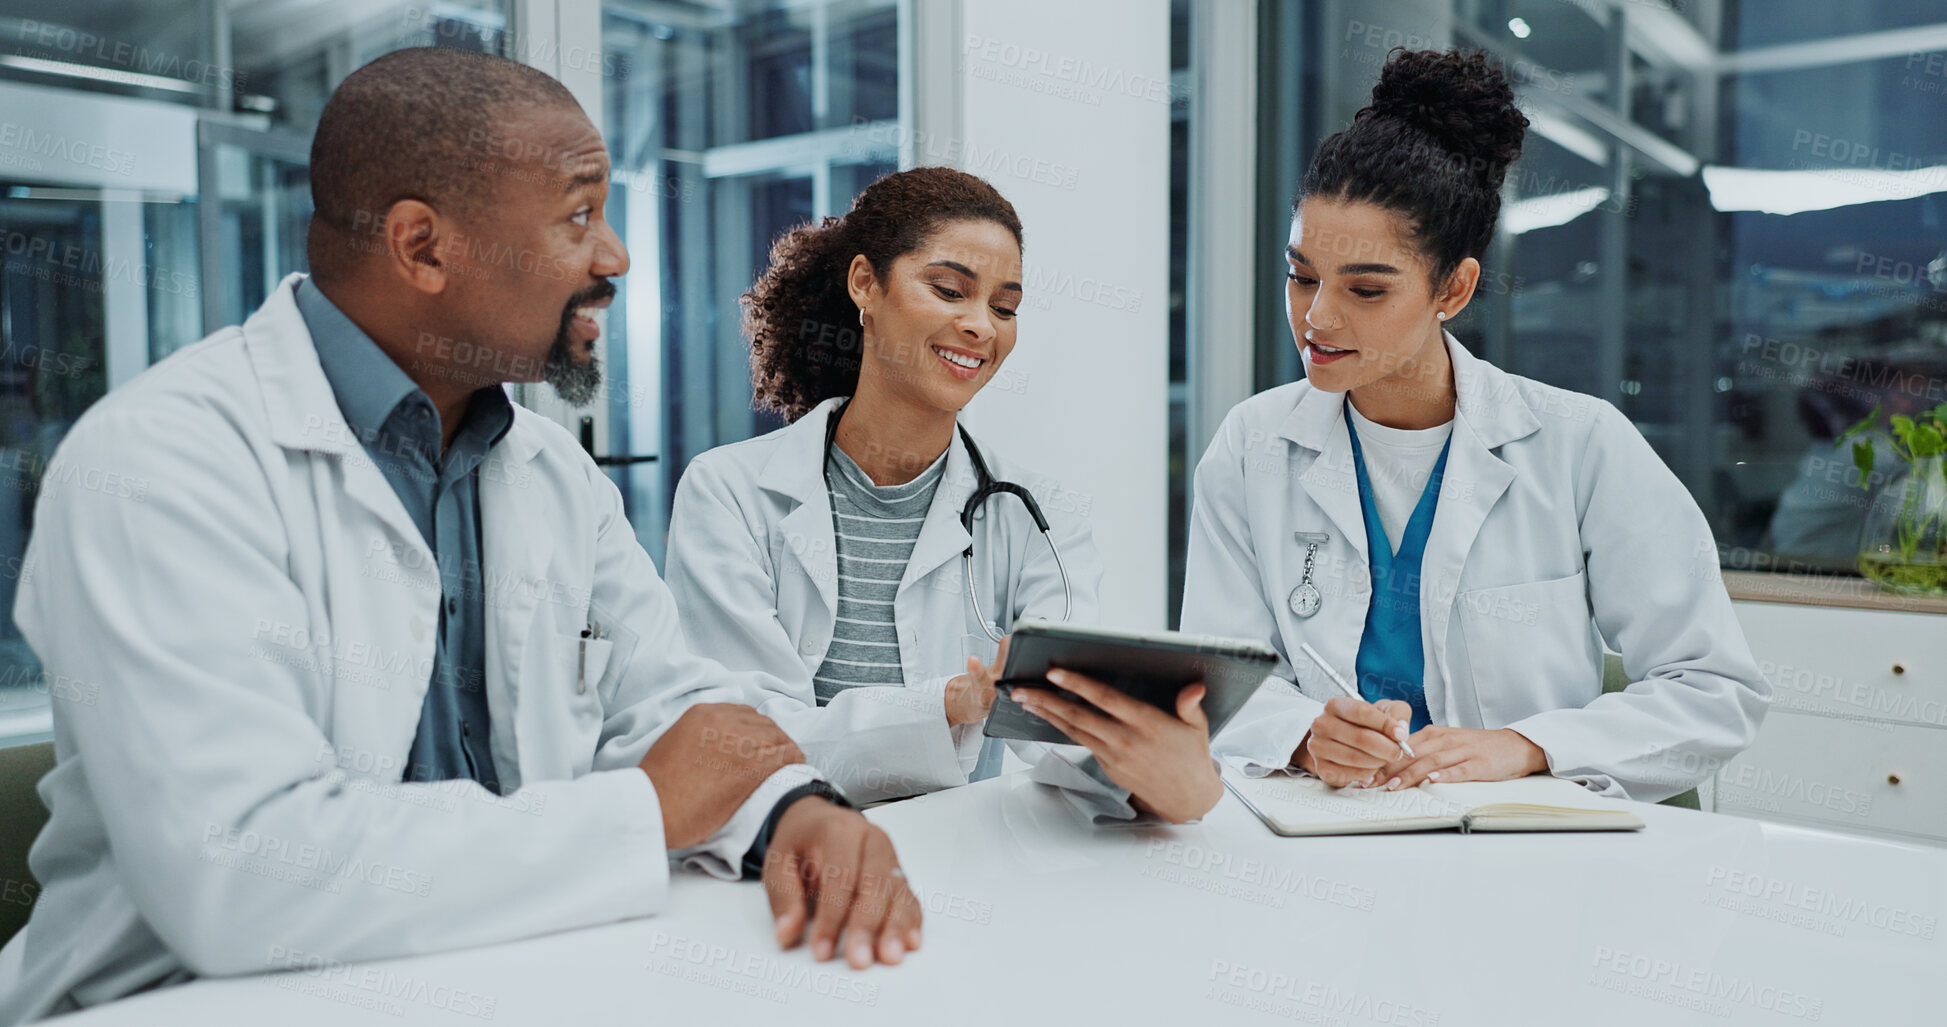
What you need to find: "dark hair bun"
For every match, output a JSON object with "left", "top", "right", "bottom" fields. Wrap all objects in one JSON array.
[{"left": 1365, "top": 49, "right": 1527, "bottom": 189}]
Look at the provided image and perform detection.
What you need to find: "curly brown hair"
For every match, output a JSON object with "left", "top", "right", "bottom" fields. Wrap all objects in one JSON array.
[{"left": 742, "top": 166, "right": 1024, "bottom": 422}]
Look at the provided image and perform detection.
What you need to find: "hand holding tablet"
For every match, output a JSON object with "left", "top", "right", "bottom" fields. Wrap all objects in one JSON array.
[
  {"left": 1012, "top": 672, "right": 1224, "bottom": 823},
  {"left": 983, "top": 620, "right": 1278, "bottom": 824},
  {"left": 983, "top": 619, "right": 1278, "bottom": 745}
]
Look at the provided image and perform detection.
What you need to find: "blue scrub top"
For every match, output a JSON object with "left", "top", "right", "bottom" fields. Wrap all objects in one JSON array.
[{"left": 1347, "top": 407, "right": 1452, "bottom": 733}]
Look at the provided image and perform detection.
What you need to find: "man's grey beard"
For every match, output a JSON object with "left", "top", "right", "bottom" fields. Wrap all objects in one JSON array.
[{"left": 545, "top": 336, "right": 602, "bottom": 407}]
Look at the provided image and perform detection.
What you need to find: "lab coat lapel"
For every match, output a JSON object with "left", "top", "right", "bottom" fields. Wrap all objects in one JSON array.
[
  {"left": 1281, "top": 386, "right": 1370, "bottom": 562},
  {"left": 246, "top": 274, "right": 433, "bottom": 566},
  {"left": 478, "top": 416, "right": 550, "bottom": 791},
  {"left": 1419, "top": 337, "right": 1536, "bottom": 720},
  {"left": 1420, "top": 419, "right": 1512, "bottom": 722},
  {"left": 244, "top": 274, "right": 438, "bottom": 765},
  {"left": 901, "top": 425, "right": 976, "bottom": 594},
  {"left": 758, "top": 400, "right": 842, "bottom": 616}
]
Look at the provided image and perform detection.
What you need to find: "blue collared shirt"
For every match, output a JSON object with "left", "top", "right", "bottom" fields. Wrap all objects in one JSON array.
[{"left": 295, "top": 279, "right": 513, "bottom": 793}]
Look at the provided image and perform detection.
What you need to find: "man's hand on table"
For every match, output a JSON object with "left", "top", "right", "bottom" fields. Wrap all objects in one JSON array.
[
  {"left": 763, "top": 798, "right": 923, "bottom": 970},
  {"left": 637, "top": 702, "right": 920, "bottom": 969}
]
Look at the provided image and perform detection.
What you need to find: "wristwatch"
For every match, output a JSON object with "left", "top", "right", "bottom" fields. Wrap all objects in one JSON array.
[{"left": 740, "top": 780, "right": 853, "bottom": 880}]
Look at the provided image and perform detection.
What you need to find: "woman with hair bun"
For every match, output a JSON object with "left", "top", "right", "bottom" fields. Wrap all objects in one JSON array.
[
  {"left": 1193, "top": 50, "right": 1769, "bottom": 802},
  {"left": 666, "top": 167, "right": 1219, "bottom": 822}
]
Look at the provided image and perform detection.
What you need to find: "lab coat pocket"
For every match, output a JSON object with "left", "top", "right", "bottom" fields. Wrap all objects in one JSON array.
[
  {"left": 1454, "top": 571, "right": 1596, "bottom": 728},
  {"left": 572, "top": 635, "right": 614, "bottom": 699}
]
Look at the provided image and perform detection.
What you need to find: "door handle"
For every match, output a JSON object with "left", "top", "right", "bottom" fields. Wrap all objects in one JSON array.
[{"left": 580, "top": 416, "right": 659, "bottom": 467}]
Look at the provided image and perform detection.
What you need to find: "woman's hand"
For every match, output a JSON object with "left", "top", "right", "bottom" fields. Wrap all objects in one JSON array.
[
  {"left": 1294, "top": 697, "right": 1415, "bottom": 788},
  {"left": 943, "top": 638, "right": 1008, "bottom": 727},
  {"left": 1369, "top": 726, "right": 1548, "bottom": 791},
  {"left": 1010, "top": 670, "right": 1223, "bottom": 824}
]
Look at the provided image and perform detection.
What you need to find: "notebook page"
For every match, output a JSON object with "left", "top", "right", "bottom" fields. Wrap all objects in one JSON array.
[
  {"left": 1424, "top": 776, "right": 1644, "bottom": 831},
  {"left": 1420, "top": 775, "right": 1626, "bottom": 812},
  {"left": 1224, "top": 772, "right": 1470, "bottom": 833}
]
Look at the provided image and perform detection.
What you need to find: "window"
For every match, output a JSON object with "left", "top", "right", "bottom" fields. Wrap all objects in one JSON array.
[
  {"left": 1235, "top": 0, "right": 1947, "bottom": 588},
  {"left": 599, "top": 0, "right": 903, "bottom": 566},
  {"left": 0, "top": 0, "right": 507, "bottom": 744},
  {"left": 0, "top": 0, "right": 897, "bottom": 741}
]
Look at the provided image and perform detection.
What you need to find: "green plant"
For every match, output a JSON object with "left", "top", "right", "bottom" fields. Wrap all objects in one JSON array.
[{"left": 1837, "top": 402, "right": 1947, "bottom": 563}]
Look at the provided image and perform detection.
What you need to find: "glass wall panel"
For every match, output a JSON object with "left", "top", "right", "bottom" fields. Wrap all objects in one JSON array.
[
  {"left": 0, "top": 0, "right": 507, "bottom": 740},
  {"left": 1233, "top": 0, "right": 1947, "bottom": 595},
  {"left": 1720, "top": 48, "right": 1947, "bottom": 568},
  {"left": 1726, "top": 2, "right": 1944, "bottom": 50},
  {"left": 0, "top": 188, "right": 110, "bottom": 741},
  {"left": 0, "top": 0, "right": 219, "bottom": 106},
  {"left": 601, "top": 0, "right": 902, "bottom": 565}
]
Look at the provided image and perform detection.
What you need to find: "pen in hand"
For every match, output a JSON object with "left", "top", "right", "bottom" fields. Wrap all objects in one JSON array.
[{"left": 1297, "top": 642, "right": 1416, "bottom": 759}]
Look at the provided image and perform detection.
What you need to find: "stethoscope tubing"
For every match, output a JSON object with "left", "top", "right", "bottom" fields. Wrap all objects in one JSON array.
[{"left": 824, "top": 403, "right": 1073, "bottom": 645}]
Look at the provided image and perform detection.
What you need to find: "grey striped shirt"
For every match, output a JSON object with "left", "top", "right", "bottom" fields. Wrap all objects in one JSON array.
[{"left": 812, "top": 442, "right": 947, "bottom": 705}]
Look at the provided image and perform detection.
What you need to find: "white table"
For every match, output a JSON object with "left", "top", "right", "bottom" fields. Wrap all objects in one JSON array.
[{"left": 64, "top": 773, "right": 1945, "bottom": 1026}]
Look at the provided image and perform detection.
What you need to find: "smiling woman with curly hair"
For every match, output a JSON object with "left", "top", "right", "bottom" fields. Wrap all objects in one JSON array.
[
  {"left": 741, "top": 166, "right": 1023, "bottom": 421},
  {"left": 662, "top": 167, "right": 1213, "bottom": 824}
]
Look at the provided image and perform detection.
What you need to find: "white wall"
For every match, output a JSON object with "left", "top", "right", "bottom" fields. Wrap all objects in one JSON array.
[{"left": 924, "top": 0, "right": 1173, "bottom": 629}]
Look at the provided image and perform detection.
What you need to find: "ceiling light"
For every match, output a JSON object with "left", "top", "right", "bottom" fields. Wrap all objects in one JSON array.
[
  {"left": 0, "top": 54, "right": 207, "bottom": 95},
  {"left": 1503, "top": 186, "right": 1612, "bottom": 234},
  {"left": 1701, "top": 164, "right": 1947, "bottom": 215}
]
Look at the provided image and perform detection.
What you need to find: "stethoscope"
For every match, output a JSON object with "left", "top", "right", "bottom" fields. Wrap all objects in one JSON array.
[{"left": 824, "top": 403, "right": 1073, "bottom": 643}]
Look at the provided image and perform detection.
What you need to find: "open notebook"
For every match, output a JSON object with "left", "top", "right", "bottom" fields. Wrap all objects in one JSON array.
[{"left": 1224, "top": 771, "right": 1645, "bottom": 836}]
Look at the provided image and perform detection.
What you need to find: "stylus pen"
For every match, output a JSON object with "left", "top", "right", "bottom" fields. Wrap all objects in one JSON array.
[{"left": 1298, "top": 642, "right": 1416, "bottom": 759}]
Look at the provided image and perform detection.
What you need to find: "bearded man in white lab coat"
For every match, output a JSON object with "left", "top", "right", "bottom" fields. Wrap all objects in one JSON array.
[{"left": 0, "top": 47, "right": 919, "bottom": 1023}]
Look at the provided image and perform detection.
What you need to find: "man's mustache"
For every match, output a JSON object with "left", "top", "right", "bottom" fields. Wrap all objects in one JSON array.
[{"left": 564, "top": 280, "right": 617, "bottom": 315}]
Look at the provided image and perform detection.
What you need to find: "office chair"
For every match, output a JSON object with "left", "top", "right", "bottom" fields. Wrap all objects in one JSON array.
[
  {"left": 0, "top": 741, "right": 54, "bottom": 947},
  {"left": 1603, "top": 654, "right": 1702, "bottom": 810}
]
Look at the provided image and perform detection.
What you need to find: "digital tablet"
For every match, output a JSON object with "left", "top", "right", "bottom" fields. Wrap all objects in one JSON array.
[{"left": 983, "top": 619, "right": 1279, "bottom": 745}]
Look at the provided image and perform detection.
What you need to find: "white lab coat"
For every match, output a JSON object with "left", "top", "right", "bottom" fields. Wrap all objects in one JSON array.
[
  {"left": 0, "top": 275, "right": 812, "bottom": 1023},
  {"left": 665, "top": 397, "right": 1122, "bottom": 810},
  {"left": 1192, "top": 336, "right": 1770, "bottom": 801}
]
